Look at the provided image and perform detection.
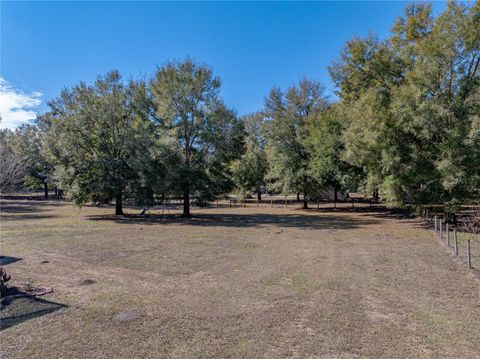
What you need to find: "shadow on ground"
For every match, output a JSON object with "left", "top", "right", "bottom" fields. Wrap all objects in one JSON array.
[
  {"left": 0, "top": 288, "right": 67, "bottom": 331},
  {"left": 0, "top": 256, "right": 22, "bottom": 266},
  {"left": 0, "top": 200, "right": 63, "bottom": 221},
  {"left": 86, "top": 212, "right": 380, "bottom": 230}
]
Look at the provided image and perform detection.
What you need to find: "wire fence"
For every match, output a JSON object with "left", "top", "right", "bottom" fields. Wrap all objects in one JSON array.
[{"left": 425, "top": 212, "right": 479, "bottom": 272}]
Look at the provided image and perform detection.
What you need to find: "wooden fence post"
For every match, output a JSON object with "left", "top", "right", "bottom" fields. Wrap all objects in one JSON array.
[
  {"left": 439, "top": 219, "right": 443, "bottom": 240},
  {"left": 454, "top": 229, "right": 458, "bottom": 256},
  {"left": 467, "top": 240, "right": 472, "bottom": 269},
  {"left": 434, "top": 215, "right": 437, "bottom": 232},
  {"left": 271, "top": 199, "right": 273, "bottom": 208}
]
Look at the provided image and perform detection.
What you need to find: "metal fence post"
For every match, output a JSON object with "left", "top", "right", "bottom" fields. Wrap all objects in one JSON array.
[
  {"left": 467, "top": 240, "right": 472, "bottom": 269},
  {"left": 439, "top": 219, "right": 443, "bottom": 240},
  {"left": 434, "top": 215, "right": 437, "bottom": 232},
  {"left": 446, "top": 223, "right": 450, "bottom": 246},
  {"left": 454, "top": 229, "right": 458, "bottom": 256}
]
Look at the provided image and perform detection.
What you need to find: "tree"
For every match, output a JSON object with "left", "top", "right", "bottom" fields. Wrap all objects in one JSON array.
[
  {"left": 0, "top": 130, "right": 27, "bottom": 193},
  {"left": 150, "top": 58, "right": 244, "bottom": 217},
  {"left": 9, "top": 124, "right": 55, "bottom": 199},
  {"left": 44, "top": 71, "right": 154, "bottom": 215},
  {"left": 230, "top": 113, "right": 268, "bottom": 201},
  {"left": 307, "top": 106, "right": 364, "bottom": 201},
  {"left": 330, "top": 2, "right": 480, "bottom": 207},
  {"left": 264, "top": 79, "right": 327, "bottom": 208}
]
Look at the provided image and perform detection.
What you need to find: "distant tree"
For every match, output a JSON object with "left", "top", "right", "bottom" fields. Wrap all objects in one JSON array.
[
  {"left": 265, "top": 79, "right": 327, "bottom": 208},
  {"left": 44, "top": 71, "right": 154, "bottom": 215},
  {"left": 307, "top": 106, "right": 364, "bottom": 201},
  {"left": 150, "top": 58, "right": 244, "bottom": 216},
  {"left": 230, "top": 113, "right": 268, "bottom": 201},
  {"left": 9, "top": 124, "right": 55, "bottom": 199},
  {"left": 0, "top": 130, "right": 27, "bottom": 193}
]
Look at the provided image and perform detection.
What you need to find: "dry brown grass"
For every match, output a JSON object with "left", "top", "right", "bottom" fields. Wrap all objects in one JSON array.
[{"left": 1, "top": 199, "right": 479, "bottom": 358}]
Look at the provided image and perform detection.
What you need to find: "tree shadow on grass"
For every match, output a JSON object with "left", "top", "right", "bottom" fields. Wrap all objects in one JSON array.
[
  {"left": 0, "top": 200, "right": 61, "bottom": 221},
  {"left": 0, "top": 288, "right": 67, "bottom": 331},
  {"left": 86, "top": 212, "right": 381, "bottom": 230},
  {"left": 0, "top": 214, "right": 59, "bottom": 222},
  {"left": 0, "top": 256, "right": 22, "bottom": 266}
]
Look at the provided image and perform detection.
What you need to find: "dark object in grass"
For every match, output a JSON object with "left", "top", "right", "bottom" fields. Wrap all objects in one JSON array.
[
  {"left": 79, "top": 279, "right": 96, "bottom": 286},
  {"left": 40, "top": 260, "right": 50, "bottom": 264},
  {"left": 21, "top": 284, "right": 53, "bottom": 296},
  {"left": 0, "top": 267, "right": 12, "bottom": 298}
]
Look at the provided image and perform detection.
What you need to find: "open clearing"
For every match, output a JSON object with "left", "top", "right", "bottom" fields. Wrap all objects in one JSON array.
[{"left": 1, "top": 199, "right": 479, "bottom": 358}]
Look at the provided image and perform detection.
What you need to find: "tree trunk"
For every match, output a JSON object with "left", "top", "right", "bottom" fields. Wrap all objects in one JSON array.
[
  {"left": 257, "top": 191, "right": 262, "bottom": 202},
  {"left": 296, "top": 193, "right": 300, "bottom": 201},
  {"left": 43, "top": 181, "right": 49, "bottom": 200},
  {"left": 334, "top": 185, "right": 338, "bottom": 202},
  {"left": 115, "top": 193, "right": 123, "bottom": 216},
  {"left": 302, "top": 194, "right": 308, "bottom": 209},
  {"left": 54, "top": 186, "right": 58, "bottom": 197},
  {"left": 182, "top": 187, "right": 191, "bottom": 217}
]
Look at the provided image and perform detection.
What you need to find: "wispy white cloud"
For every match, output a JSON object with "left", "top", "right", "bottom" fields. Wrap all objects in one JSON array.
[{"left": 0, "top": 77, "right": 42, "bottom": 129}]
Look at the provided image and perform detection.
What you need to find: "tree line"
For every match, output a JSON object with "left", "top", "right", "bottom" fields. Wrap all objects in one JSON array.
[{"left": 1, "top": 2, "right": 479, "bottom": 216}]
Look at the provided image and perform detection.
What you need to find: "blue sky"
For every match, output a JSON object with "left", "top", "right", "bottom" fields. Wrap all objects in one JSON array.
[{"left": 1, "top": 1, "right": 446, "bottom": 129}]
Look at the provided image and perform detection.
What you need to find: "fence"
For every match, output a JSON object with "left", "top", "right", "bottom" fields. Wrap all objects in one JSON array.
[
  {"left": 424, "top": 211, "right": 479, "bottom": 271},
  {"left": 226, "top": 195, "right": 381, "bottom": 210}
]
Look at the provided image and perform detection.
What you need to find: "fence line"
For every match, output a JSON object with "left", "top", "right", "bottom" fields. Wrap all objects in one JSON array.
[{"left": 428, "top": 211, "right": 478, "bottom": 271}]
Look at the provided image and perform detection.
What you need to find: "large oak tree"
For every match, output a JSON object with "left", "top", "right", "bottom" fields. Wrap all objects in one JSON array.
[{"left": 150, "top": 59, "right": 244, "bottom": 217}]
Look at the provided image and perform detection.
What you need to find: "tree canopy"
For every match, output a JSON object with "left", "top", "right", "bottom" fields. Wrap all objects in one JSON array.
[
  {"left": 2, "top": 3, "right": 478, "bottom": 214},
  {"left": 42, "top": 71, "right": 155, "bottom": 214},
  {"left": 150, "top": 59, "right": 244, "bottom": 216},
  {"left": 329, "top": 2, "right": 480, "bottom": 206}
]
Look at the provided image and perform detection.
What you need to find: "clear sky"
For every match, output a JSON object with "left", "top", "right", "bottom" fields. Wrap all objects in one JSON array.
[{"left": 1, "top": 1, "right": 446, "bottom": 129}]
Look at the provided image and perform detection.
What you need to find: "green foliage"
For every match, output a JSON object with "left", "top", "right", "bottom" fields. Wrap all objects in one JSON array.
[
  {"left": 264, "top": 79, "right": 327, "bottom": 207},
  {"left": 307, "top": 106, "right": 364, "bottom": 196},
  {"left": 150, "top": 58, "right": 244, "bottom": 216},
  {"left": 230, "top": 113, "right": 268, "bottom": 198},
  {"left": 9, "top": 3, "right": 478, "bottom": 213},
  {"left": 43, "top": 71, "right": 156, "bottom": 214},
  {"left": 8, "top": 123, "right": 54, "bottom": 193},
  {"left": 331, "top": 1, "right": 480, "bottom": 207}
]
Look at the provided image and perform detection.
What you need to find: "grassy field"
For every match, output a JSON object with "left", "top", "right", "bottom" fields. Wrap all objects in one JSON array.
[{"left": 1, "top": 199, "right": 479, "bottom": 358}]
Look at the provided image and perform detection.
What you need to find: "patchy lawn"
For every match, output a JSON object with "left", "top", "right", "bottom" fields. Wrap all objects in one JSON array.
[{"left": 1, "top": 199, "right": 479, "bottom": 358}]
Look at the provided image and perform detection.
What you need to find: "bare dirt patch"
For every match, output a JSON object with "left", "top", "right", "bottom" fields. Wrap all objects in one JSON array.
[{"left": 1, "top": 199, "right": 479, "bottom": 358}]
